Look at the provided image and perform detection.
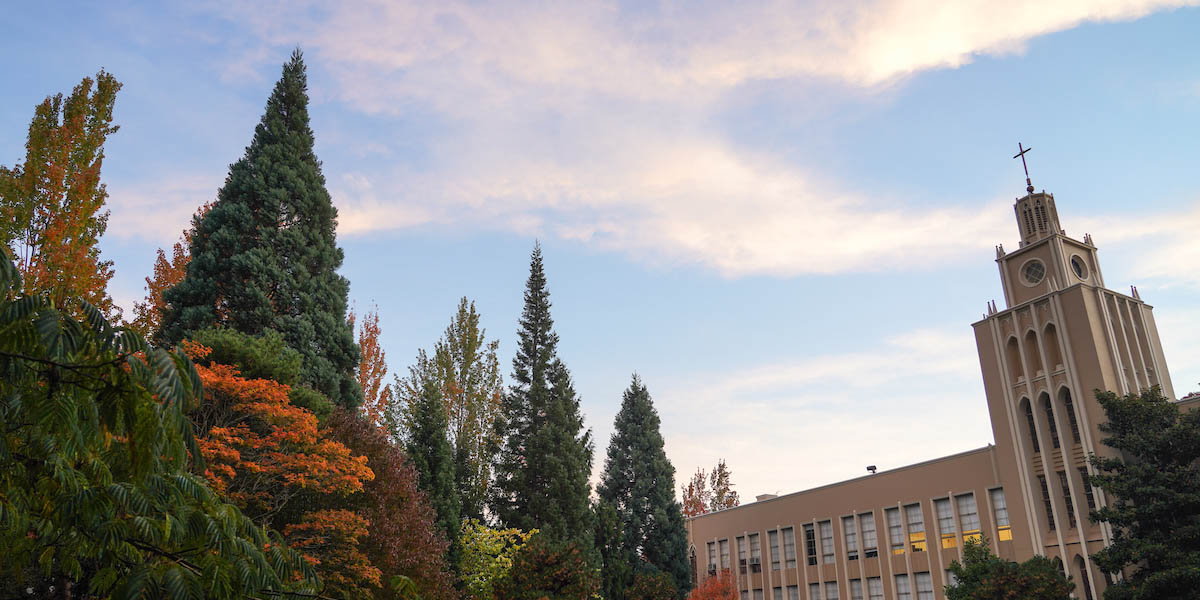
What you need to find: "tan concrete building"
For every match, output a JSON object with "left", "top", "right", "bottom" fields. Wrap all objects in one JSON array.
[{"left": 687, "top": 184, "right": 1198, "bottom": 600}]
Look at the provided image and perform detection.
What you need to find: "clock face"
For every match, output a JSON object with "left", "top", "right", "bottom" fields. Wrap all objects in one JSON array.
[
  {"left": 1023, "top": 260, "right": 1046, "bottom": 285},
  {"left": 1071, "top": 255, "right": 1088, "bottom": 280}
]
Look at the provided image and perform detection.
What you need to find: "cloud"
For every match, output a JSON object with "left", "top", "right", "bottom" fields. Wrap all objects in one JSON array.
[
  {"left": 196, "top": 0, "right": 1194, "bottom": 277},
  {"left": 653, "top": 327, "right": 993, "bottom": 498},
  {"left": 106, "top": 173, "right": 222, "bottom": 245}
]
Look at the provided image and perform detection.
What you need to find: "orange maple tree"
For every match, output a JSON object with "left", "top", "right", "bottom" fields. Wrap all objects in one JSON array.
[
  {"left": 681, "top": 467, "right": 710, "bottom": 518},
  {"left": 0, "top": 71, "right": 121, "bottom": 317},
  {"left": 687, "top": 569, "right": 738, "bottom": 600},
  {"left": 349, "top": 305, "right": 393, "bottom": 428},
  {"left": 184, "top": 341, "right": 380, "bottom": 595}
]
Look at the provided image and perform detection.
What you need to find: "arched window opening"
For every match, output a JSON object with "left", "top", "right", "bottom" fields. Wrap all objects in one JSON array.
[
  {"left": 1006, "top": 337, "right": 1024, "bottom": 383},
  {"left": 1024, "top": 330, "right": 1043, "bottom": 379},
  {"left": 1060, "top": 388, "right": 1081, "bottom": 444},
  {"left": 1035, "top": 202, "right": 1048, "bottom": 231},
  {"left": 1043, "top": 324, "right": 1064, "bottom": 372},
  {"left": 1022, "top": 398, "right": 1040, "bottom": 453},
  {"left": 1042, "top": 394, "right": 1061, "bottom": 449},
  {"left": 1075, "top": 556, "right": 1094, "bottom": 600},
  {"left": 1023, "top": 206, "right": 1035, "bottom": 237}
]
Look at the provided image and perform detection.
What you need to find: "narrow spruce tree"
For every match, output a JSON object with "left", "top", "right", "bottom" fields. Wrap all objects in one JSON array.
[
  {"left": 598, "top": 374, "right": 691, "bottom": 597},
  {"left": 161, "top": 49, "right": 361, "bottom": 409},
  {"left": 490, "top": 244, "right": 594, "bottom": 548},
  {"left": 406, "top": 377, "right": 463, "bottom": 572}
]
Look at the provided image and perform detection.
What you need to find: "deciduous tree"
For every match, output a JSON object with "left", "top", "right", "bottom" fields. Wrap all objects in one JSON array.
[
  {"left": 629, "top": 570, "right": 679, "bottom": 600},
  {"left": 129, "top": 203, "right": 210, "bottom": 339},
  {"left": 686, "top": 570, "right": 737, "bottom": 600},
  {"left": 0, "top": 71, "right": 120, "bottom": 317},
  {"left": 459, "top": 519, "right": 537, "bottom": 600},
  {"left": 945, "top": 538, "right": 1073, "bottom": 600},
  {"left": 350, "top": 305, "right": 393, "bottom": 428},
  {"left": 162, "top": 49, "right": 361, "bottom": 409},
  {"left": 681, "top": 468, "right": 710, "bottom": 518},
  {"left": 1087, "top": 387, "right": 1200, "bottom": 599},
  {"left": 709, "top": 460, "right": 740, "bottom": 512},
  {"left": 491, "top": 244, "right": 594, "bottom": 548}
]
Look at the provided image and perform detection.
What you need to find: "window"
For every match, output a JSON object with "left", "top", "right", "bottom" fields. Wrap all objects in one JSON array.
[
  {"left": 754, "top": 590, "right": 764, "bottom": 600},
  {"left": 750, "top": 533, "right": 762, "bottom": 572},
  {"left": 895, "top": 574, "right": 911, "bottom": 600},
  {"left": 707, "top": 542, "right": 716, "bottom": 570},
  {"left": 842, "top": 516, "right": 859, "bottom": 560},
  {"left": 956, "top": 493, "right": 981, "bottom": 543},
  {"left": 946, "top": 570, "right": 958, "bottom": 586},
  {"left": 935, "top": 498, "right": 956, "bottom": 549},
  {"left": 810, "top": 583, "right": 820, "bottom": 600},
  {"left": 1058, "top": 471, "right": 1077, "bottom": 528},
  {"left": 1039, "top": 475, "right": 1056, "bottom": 531},
  {"left": 1079, "top": 467, "right": 1096, "bottom": 511},
  {"left": 738, "top": 536, "right": 747, "bottom": 573},
  {"left": 819, "top": 520, "right": 835, "bottom": 564},
  {"left": 860, "top": 513, "right": 878, "bottom": 558},
  {"left": 1024, "top": 400, "right": 1041, "bottom": 452},
  {"left": 804, "top": 524, "right": 817, "bottom": 566},
  {"left": 782, "top": 527, "right": 796, "bottom": 568},
  {"left": 773, "top": 587, "right": 783, "bottom": 600},
  {"left": 886, "top": 508, "right": 904, "bottom": 555},
  {"left": 720, "top": 539, "right": 731, "bottom": 569},
  {"left": 990, "top": 488, "right": 1012, "bottom": 541},
  {"left": 770, "top": 529, "right": 781, "bottom": 570},
  {"left": 905, "top": 503, "right": 926, "bottom": 552},
  {"left": 742, "top": 592, "right": 749, "bottom": 600},
  {"left": 1063, "top": 390, "right": 1081, "bottom": 443},
  {"left": 849, "top": 579, "right": 864, "bottom": 600},
  {"left": 1044, "top": 398, "right": 1061, "bottom": 449},
  {"left": 1024, "top": 259, "right": 1046, "bottom": 285},
  {"left": 787, "top": 585, "right": 800, "bottom": 600},
  {"left": 825, "top": 582, "right": 839, "bottom": 600},
  {"left": 867, "top": 577, "right": 884, "bottom": 600},
  {"left": 915, "top": 572, "right": 933, "bottom": 600}
]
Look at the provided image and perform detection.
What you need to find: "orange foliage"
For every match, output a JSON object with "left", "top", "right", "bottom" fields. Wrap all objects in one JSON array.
[
  {"left": 681, "top": 467, "right": 709, "bottom": 518},
  {"left": 185, "top": 342, "right": 379, "bottom": 594},
  {"left": 349, "top": 305, "right": 393, "bottom": 428},
  {"left": 687, "top": 570, "right": 738, "bottom": 600}
]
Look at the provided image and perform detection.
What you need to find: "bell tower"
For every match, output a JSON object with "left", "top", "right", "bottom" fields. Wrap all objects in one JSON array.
[{"left": 973, "top": 146, "right": 1174, "bottom": 600}]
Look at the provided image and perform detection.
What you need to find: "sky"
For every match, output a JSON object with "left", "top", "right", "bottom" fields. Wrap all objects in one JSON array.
[{"left": 3, "top": 0, "right": 1200, "bottom": 503}]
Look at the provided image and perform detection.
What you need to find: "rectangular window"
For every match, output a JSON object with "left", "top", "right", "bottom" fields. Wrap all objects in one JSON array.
[
  {"left": 946, "top": 569, "right": 958, "bottom": 586},
  {"left": 915, "top": 572, "right": 933, "bottom": 600},
  {"left": 1064, "top": 394, "right": 1081, "bottom": 444},
  {"left": 860, "top": 512, "right": 878, "bottom": 558},
  {"left": 1039, "top": 475, "right": 1056, "bottom": 531},
  {"left": 770, "top": 529, "right": 781, "bottom": 570},
  {"left": 990, "top": 488, "right": 1012, "bottom": 541},
  {"left": 886, "top": 508, "right": 904, "bottom": 555},
  {"left": 787, "top": 585, "right": 799, "bottom": 600},
  {"left": 819, "top": 520, "right": 835, "bottom": 564},
  {"left": 810, "top": 583, "right": 820, "bottom": 600},
  {"left": 750, "top": 533, "right": 762, "bottom": 572},
  {"left": 773, "top": 587, "right": 783, "bottom": 600},
  {"left": 804, "top": 524, "right": 817, "bottom": 566},
  {"left": 742, "top": 592, "right": 749, "bottom": 600},
  {"left": 825, "top": 582, "right": 839, "bottom": 600},
  {"left": 738, "top": 536, "right": 747, "bottom": 573},
  {"left": 895, "top": 574, "right": 911, "bottom": 600},
  {"left": 1045, "top": 400, "right": 1061, "bottom": 449},
  {"left": 720, "top": 539, "right": 731, "bottom": 569},
  {"left": 867, "top": 577, "right": 884, "bottom": 600},
  {"left": 905, "top": 503, "right": 926, "bottom": 552},
  {"left": 782, "top": 527, "right": 797, "bottom": 569},
  {"left": 1058, "top": 471, "right": 1077, "bottom": 528},
  {"left": 754, "top": 590, "right": 764, "bottom": 600},
  {"left": 935, "top": 498, "right": 956, "bottom": 549},
  {"left": 1079, "top": 468, "right": 1096, "bottom": 511},
  {"left": 843, "top": 515, "right": 859, "bottom": 560},
  {"left": 956, "top": 493, "right": 981, "bottom": 543},
  {"left": 708, "top": 542, "right": 717, "bottom": 570},
  {"left": 849, "top": 579, "right": 864, "bottom": 600}
]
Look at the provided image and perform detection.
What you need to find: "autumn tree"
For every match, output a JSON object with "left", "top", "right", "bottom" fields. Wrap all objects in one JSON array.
[
  {"left": 686, "top": 570, "right": 737, "bottom": 600},
  {"left": 350, "top": 304, "right": 394, "bottom": 427},
  {"left": 459, "top": 519, "right": 537, "bottom": 600},
  {"left": 493, "top": 535, "right": 600, "bottom": 600},
  {"left": 0, "top": 250, "right": 313, "bottom": 598},
  {"left": 394, "top": 297, "right": 502, "bottom": 521},
  {"left": 682, "top": 468, "right": 710, "bottom": 518},
  {"left": 0, "top": 71, "right": 120, "bottom": 317},
  {"left": 1087, "top": 387, "right": 1200, "bottom": 599},
  {"left": 629, "top": 570, "right": 679, "bottom": 600},
  {"left": 945, "top": 538, "right": 1073, "bottom": 600},
  {"left": 598, "top": 374, "right": 690, "bottom": 597},
  {"left": 129, "top": 203, "right": 210, "bottom": 339},
  {"left": 162, "top": 49, "right": 362, "bottom": 409},
  {"left": 491, "top": 245, "right": 594, "bottom": 548},
  {"left": 184, "top": 332, "right": 378, "bottom": 597},
  {"left": 327, "top": 410, "right": 459, "bottom": 600},
  {"left": 709, "top": 460, "right": 740, "bottom": 512}
]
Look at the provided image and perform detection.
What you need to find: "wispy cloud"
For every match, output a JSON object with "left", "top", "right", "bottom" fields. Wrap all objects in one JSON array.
[{"left": 106, "top": 173, "right": 222, "bottom": 245}]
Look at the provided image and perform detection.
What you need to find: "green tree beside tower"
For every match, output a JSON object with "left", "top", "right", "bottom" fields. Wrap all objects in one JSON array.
[{"left": 162, "top": 49, "right": 361, "bottom": 409}]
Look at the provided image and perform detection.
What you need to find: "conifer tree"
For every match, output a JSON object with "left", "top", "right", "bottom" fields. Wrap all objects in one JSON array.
[
  {"left": 406, "top": 377, "right": 463, "bottom": 572},
  {"left": 161, "top": 49, "right": 361, "bottom": 409},
  {"left": 491, "top": 244, "right": 594, "bottom": 548},
  {"left": 598, "top": 374, "right": 691, "bottom": 596}
]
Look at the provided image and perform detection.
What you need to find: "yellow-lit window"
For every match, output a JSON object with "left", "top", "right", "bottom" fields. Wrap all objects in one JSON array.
[
  {"left": 940, "top": 534, "right": 957, "bottom": 549},
  {"left": 963, "top": 530, "right": 982, "bottom": 544},
  {"left": 997, "top": 526, "right": 1012, "bottom": 542},
  {"left": 909, "top": 532, "right": 926, "bottom": 553},
  {"left": 892, "top": 547, "right": 906, "bottom": 556}
]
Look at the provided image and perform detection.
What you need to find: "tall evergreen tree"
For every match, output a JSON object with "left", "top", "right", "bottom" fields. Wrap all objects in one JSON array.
[
  {"left": 406, "top": 377, "right": 463, "bottom": 572},
  {"left": 490, "top": 244, "right": 594, "bottom": 548},
  {"left": 161, "top": 49, "right": 361, "bottom": 409},
  {"left": 598, "top": 374, "right": 691, "bottom": 597}
]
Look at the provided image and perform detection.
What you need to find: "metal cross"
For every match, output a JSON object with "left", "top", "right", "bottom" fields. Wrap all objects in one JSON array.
[{"left": 1013, "top": 142, "right": 1034, "bottom": 193}]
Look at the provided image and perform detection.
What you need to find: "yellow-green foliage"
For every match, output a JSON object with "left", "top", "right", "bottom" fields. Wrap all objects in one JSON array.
[{"left": 459, "top": 518, "right": 537, "bottom": 600}]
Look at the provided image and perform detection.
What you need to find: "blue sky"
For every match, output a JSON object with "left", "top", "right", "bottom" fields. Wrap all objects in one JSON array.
[{"left": 4, "top": 1, "right": 1200, "bottom": 500}]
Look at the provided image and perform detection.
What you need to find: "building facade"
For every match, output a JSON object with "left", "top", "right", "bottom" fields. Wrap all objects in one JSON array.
[{"left": 686, "top": 186, "right": 1198, "bottom": 600}]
